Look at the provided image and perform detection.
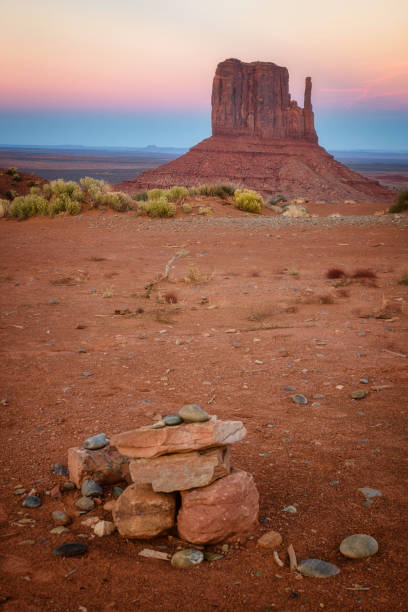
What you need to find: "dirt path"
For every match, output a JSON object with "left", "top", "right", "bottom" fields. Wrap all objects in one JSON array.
[{"left": 0, "top": 210, "right": 407, "bottom": 611}]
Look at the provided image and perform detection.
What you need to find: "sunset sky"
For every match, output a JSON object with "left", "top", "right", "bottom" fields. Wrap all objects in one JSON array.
[{"left": 1, "top": 0, "right": 407, "bottom": 149}]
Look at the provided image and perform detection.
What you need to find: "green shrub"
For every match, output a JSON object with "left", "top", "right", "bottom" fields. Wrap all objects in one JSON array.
[
  {"left": 233, "top": 189, "right": 264, "bottom": 214},
  {"left": 30, "top": 186, "right": 42, "bottom": 196},
  {"left": 6, "top": 167, "right": 17, "bottom": 176},
  {"left": 44, "top": 179, "right": 82, "bottom": 201},
  {"left": 267, "top": 194, "right": 286, "bottom": 205},
  {"left": 79, "top": 177, "right": 107, "bottom": 201},
  {"left": 5, "top": 190, "right": 17, "bottom": 201},
  {"left": 388, "top": 189, "right": 408, "bottom": 213},
  {"left": 190, "top": 184, "right": 235, "bottom": 199},
  {"left": 165, "top": 186, "right": 189, "bottom": 203},
  {"left": 131, "top": 191, "right": 148, "bottom": 201},
  {"left": 147, "top": 188, "right": 166, "bottom": 201},
  {"left": 48, "top": 193, "right": 81, "bottom": 216},
  {"left": 140, "top": 198, "right": 176, "bottom": 218},
  {"left": 9, "top": 194, "right": 49, "bottom": 219},
  {"left": 98, "top": 191, "right": 131, "bottom": 212}
]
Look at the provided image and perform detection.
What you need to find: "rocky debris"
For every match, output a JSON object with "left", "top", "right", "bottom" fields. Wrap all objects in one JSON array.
[
  {"left": 112, "top": 484, "right": 176, "bottom": 539},
  {"left": 177, "top": 469, "right": 259, "bottom": 545},
  {"left": 117, "top": 59, "right": 393, "bottom": 203},
  {"left": 358, "top": 487, "right": 382, "bottom": 500},
  {"left": 93, "top": 520, "right": 116, "bottom": 537},
  {"left": 83, "top": 433, "right": 109, "bottom": 450},
  {"left": 52, "top": 510, "right": 71, "bottom": 526},
  {"left": 170, "top": 548, "right": 204, "bottom": 568},
  {"left": 179, "top": 404, "right": 210, "bottom": 423},
  {"left": 297, "top": 559, "right": 340, "bottom": 577},
  {"left": 52, "top": 542, "right": 88, "bottom": 558},
  {"left": 129, "top": 446, "right": 231, "bottom": 492},
  {"left": 111, "top": 417, "right": 246, "bottom": 459},
  {"left": 81, "top": 479, "right": 103, "bottom": 497},
  {"left": 75, "top": 496, "right": 95, "bottom": 512},
  {"left": 68, "top": 444, "right": 129, "bottom": 487},
  {"left": 22, "top": 495, "right": 41, "bottom": 508},
  {"left": 340, "top": 534, "right": 378, "bottom": 558},
  {"left": 257, "top": 530, "right": 283, "bottom": 550},
  {"left": 51, "top": 462, "right": 69, "bottom": 476}
]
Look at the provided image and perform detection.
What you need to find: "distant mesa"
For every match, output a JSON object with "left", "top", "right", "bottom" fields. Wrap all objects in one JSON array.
[{"left": 117, "top": 58, "right": 393, "bottom": 202}]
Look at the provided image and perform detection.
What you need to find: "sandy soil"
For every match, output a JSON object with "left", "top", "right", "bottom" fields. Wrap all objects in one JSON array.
[{"left": 0, "top": 206, "right": 407, "bottom": 611}]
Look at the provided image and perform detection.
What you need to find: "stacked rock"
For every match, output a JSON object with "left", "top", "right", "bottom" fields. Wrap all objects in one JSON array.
[{"left": 108, "top": 405, "right": 259, "bottom": 544}]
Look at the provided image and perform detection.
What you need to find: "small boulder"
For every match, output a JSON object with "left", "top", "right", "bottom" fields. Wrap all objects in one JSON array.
[
  {"left": 298, "top": 559, "right": 339, "bottom": 577},
  {"left": 179, "top": 404, "right": 210, "bottom": 423},
  {"left": 257, "top": 530, "right": 282, "bottom": 550},
  {"left": 340, "top": 534, "right": 378, "bottom": 558},
  {"left": 93, "top": 520, "right": 116, "bottom": 537}
]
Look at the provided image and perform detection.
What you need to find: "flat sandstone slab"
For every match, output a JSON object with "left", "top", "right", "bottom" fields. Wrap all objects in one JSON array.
[
  {"left": 129, "top": 446, "right": 231, "bottom": 492},
  {"left": 111, "top": 418, "right": 246, "bottom": 459}
]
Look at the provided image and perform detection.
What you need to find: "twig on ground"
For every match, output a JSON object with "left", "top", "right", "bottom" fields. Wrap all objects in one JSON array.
[
  {"left": 273, "top": 551, "right": 284, "bottom": 567},
  {"left": 287, "top": 544, "right": 298, "bottom": 572}
]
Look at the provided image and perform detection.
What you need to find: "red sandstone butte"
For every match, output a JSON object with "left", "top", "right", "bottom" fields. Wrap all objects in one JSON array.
[
  {"left": 177, "top": 469, "right": 260, "bottom": 545},
  {"left": 110, "top": 418, "right": 246, "bottom": 459},
  {"left": 117, "top": 58, "right": 393, "bottom": 203},
  {"left": 68, "top": 445, "right": 129, "bottom": 488},
  {"left": 129, "top": 446, "right": 231, "bottom": 492}
]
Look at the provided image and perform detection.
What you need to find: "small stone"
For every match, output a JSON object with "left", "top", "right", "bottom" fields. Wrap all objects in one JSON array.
[
  {"left": 62, "top": 482, "right": 76, "bottom": 491},
  {"left": 179, "top": 404, "right": 210, "bottom": 423},
  {"left": 75, "top": 496, "right": 95, "bottom": 512},
  {"left": 51, "top": 463, "right": 69, "bottom": 476},
  {"left": 351, "top": 390, "right": 368, "bottom": 400},
  {"left": 52, "top": 510, "right": 71, "bottom": 526},
  {"left": 82, "top": 372, "right": 93, "bottom": 377},
  {"left": 50, "top": 526, "right": 70, "bottom": 535},
  {"left": 151, "top": 420, "right": 166, "bottom": 429},
  {"left": 282, "top": 505, "right": 297, "bottom": 514},
  {"left": 360, "top": 378, "right": 369, "bottom": 384},
  {"left": 83, "top": 433, "right": 108, "bottom": 450},
  {"left": 103, "top": 500, "right": 117, "bottom": 512},
  {"left": 22, "top": 495, "right": 42, "bottom": 508},
  {"left": 112, "top": 486, "right": 123, "bottom": 499},
  {"left": 221, "top": 544, "right": 229, "bottom": 553},
  {"left": 81, "top": 516, "right": 100, "bottom": 527},
  {"left": 257, "top": 530, "right": 283, "bottom": 550},
  {"left": 78, "top": 348, "right": 87, "bottom": 353},
  {"left": 204, "top": 551, "right": 224, "bottom": 561},
  {"left": 14, "top": 488, "right": 26, "bottom": 495},
  {"left": 53, "top": 542, "right": 88, "bottom": 557},
  {"left": 17, "top": 539, "right": 35, "bottom": 545},
  {"left": 291, "top": 394, "right": 307, "bottom": 405},
  {"left": 283, "top": 386, "right": 296, "bottom": 391},
  {"left": 340, "top": 534, "right": 378, "bottom": 558},
  {"left": 170, "top": 548, "right": 204, "bottom": 568},
  {"left": 358, "top": 487, "right": 382, "bottom": 499},
  {"left": 163, "top": 414, "right": 184, "bottom": 426},
  {"left": 93, "top": 520, "right": 116, "bottom": 537},
  {"left": 81, "top": 480, "right": 103, "bottom": 497},
  {"left": 298, "top": 559, "right": 340, "bottom": 577}
]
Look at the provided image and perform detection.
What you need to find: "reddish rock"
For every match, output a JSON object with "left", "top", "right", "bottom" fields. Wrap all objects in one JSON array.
[
  {"left": 257, "top": 530, "right": 283, "bottom": 550},
  {"left": 129, "top": 446, "right": 231, "bottom": 492},
  {"left": 111, "top": 418, "right": 246, "bottom": 459},
  {"left": 116, "top": 59, "right": 393, "bottom": 204},
  {"left": 177, "top": 469, "right": 259, "bottom": 545},
  {"left": 112, "top": 484, "right": 176, "bottom": 539},
  {"left": 68, "top": 445, "right": 129, "bottom": 488}
]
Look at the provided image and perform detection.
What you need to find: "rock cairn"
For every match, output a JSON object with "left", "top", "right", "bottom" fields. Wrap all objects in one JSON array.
[{"left": 68, "top": 406, "right": 259, "bottom": 545}]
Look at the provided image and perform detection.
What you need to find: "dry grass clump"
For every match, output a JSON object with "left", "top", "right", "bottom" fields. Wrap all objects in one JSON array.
[
  {"left": 296, "top": 289, "right": 335, "bottom": 305},
  {"left": 398, "top": 270, "right": 408, "bottom": 286},
  {"left": 0, "top": 199, "right": 11, "bottom": 218},
  {"left": 184, "top": 265, "right": 212, "bottom": 284},
  {"left": 147, "top": 188, "right": 166, "bottom": 201},
  {"left": 164, "top": 291, "right": 178, "bottom": 304},
  {"left": 189, "top": 184, "right": 236, "bottom": 199},
  {"left": 388, "top": 189, "right": 408, "bottom": 214},
  {"left": 234, "top": 189, "right": 264, "bottom": 214},
  {"left": 357, "top": 295, "right": 403, "bottom": 319},
  {"left": 165, "top": 186, "right": 189, "bottom": 203},
  {"left": 351, "top": 268, "right": 377, "bottom": 280},
  {"left": 198, "top": 206, "right": 212, "bottom": 216},
  {"left": 281, "top": 204, "right": 308, "bottom": 218},
  {"left": 139, "top": 198, "right": 176, "bottom": 218},
  {"left": 326, "top": 267, "right": 347, "bottom": 279},
  {"left": 44, "top": 179, "right": 83, "bottom": 201}
]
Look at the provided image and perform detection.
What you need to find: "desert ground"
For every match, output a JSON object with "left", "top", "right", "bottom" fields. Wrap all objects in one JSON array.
[{"left": 0, "top": 198, "right": 407, "bottom": 611}]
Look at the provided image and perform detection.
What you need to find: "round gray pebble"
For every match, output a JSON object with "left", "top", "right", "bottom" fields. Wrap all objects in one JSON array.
[
  {"left": 179, "top": 404, "right": 210, "bottom": 423},
  {"left": 22, "top": 495, "right": 42, "bottom": 508},
  {"left": 292, "top": 394, "right": 308, "bottom": 405},
  {"left": 62, "top": 481, "right": 76, "bottom": 491},
  {"left": 164, "top": 414, "right": 184, "bottom": 426},
  {"left": 52, "top": 510, "right": 71, "bottom": 526},
  {"left": 340, "top": 534, "right": 378, "bottom": 558},
  {"left": 81, "top": 480, "right": 103, "bottom": 497},
  {"left": 171, "top": 548, "right": 204, "bottom": 568},
  {"left": 83, "top": 433, "right": 108, "bottom": 450},
  {"left": 298, "top": 559, "right": 340, "bottom": 577},
  {"left": 75, "top": 496, "right": 95, "bottom": 512}
]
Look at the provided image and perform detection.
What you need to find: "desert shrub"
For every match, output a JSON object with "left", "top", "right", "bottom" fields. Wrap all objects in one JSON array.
[
  {"left": 48, "top": 193, "right": 81, "bottom": 216},
  {"left": 147, "top": 188, "right": 166, "bottom": 201},
  {"left": 192, "top": 184, "right": 236, "bottom": 199},
  {"left": 9, "top": 194, "right": 49, "bottom": 219},
  {"left": 0, "top": 199, "right": 11, "bottom": 218},
  {"left": 6, "top": 167, "right": 21, "bottom": 181},
  {"left": 268, "top": 194, "right": 287, "bottom": 205},
  {"left": 351, "top": 268, "right": 377, "bottom": 280},
  {"left": 30, "top": 186, "right": 42, "bottom": 196},
  {"left": 164, "top": 291, "right": 178, "bottom": 304},
  {"left": 326, "top": 267, "right": 347, "bottom": 279},
  {"left": 282, "top": 204, "right": 308, "bottom": 218},
  {"left": 198, "top": 206, "right": 212, "bottom": 216},
  {"left": 165, "top": 186, "right": 189, "bottom": 203},
  {"left": 182, "top": 203, "right": 192, "bottom": 213},
  {"left": 184, "top": 264, "right": 212, "bottom": 284},
  {"left": 139, "top": 198, "right": 176, "bottom": 218},
  {"left": 44, "top": 179, "right": 82, "bottom": 201},
  {"left": 27, "top": 180, "right": 36, "bottom": 187},
  {"left": 5, "top": 190, "right": 17, "bottom": 201},
  {"left": 79, "top": 177, "right": 107, "bottom": 201},
  {"left": 131, "top": 191, "right": 148, "bottom": 201},
  {"left": 233, "top": 188, "right": 264, "bottom": 214},
  {"left": 388, "top": 189, "right": 408, "bottom": 213},
  {"left": 96, "top": 191, "right": 131, "bottom": 212}
]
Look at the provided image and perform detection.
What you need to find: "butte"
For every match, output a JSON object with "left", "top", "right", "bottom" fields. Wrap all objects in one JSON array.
[{"left": 118, "top": 58, "right": 393, "bottom": 203}]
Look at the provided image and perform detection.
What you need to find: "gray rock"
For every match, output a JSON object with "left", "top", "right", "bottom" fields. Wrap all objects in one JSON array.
[
  {"left": 62, "top": 481, "right": 76, "bottom": 491},
  {"left": 82, "top": 372, "right": 93, "bottom": 377},
  {"left": 179, "top": 404, "right": 210, "bottom": 423},
  {"left": 340, "top": 534, "right": 378, "bottom": 558},
  {"left": 292, "top": 394, "right": 307, "bottom": 405},
  {"left": 83, "top": 433, "right": 108, "bottom": 450},
  {"left": 81, "top": 480, "right": 103, "bottom": 497},
  {"left": 78, "top": 348, "right": 87, "bottom": 353},
  {"left": 298, "top": 559, "right": 340, "bottom": 577},
  {"left": 52, "top": 510, "right": 71, "bottom": 526},
  {"left": 358, "top": 487, "right": 382, "bottom": 499},
  {"left": 14, "top": 488, "right": 26, "bottom": 495},
  {"left": 359, "top": 378, "right": 369, "bottom": 384},
  {"left": 53, "top": 542, "right": 87, "bottom": 557},
  {"left": 51, "top": 462, "right": 69, "bottom": 476},
  {"left": 75, "top": 496, "right": 95, "bottom": 512},
  {"left": 112, "top": 486, "right": 123, "bottom": 499},
  {"left": 171, "top": 548, "right": 204, "bottom": 568},
  {"left": 351, "top": 389, "right": 368, "bottom": 400},
  {"left": 282, "top": 505, "right": 297, "bottom": 514},
  {"left": 22, "top": 495, "right": 42, "bottom": 508},
  {"left": 163, "top": 414, "right": 184, "bottom": 426}
]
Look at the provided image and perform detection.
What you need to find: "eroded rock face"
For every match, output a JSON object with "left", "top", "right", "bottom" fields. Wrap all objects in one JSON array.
[
  {"left": 111, "top": 418, "right": 246, "bottom": 459},
  {"left": 68, "top": 445, "right": 129, "bottom": 488},
  {"left": 129, "top": 446, "right": 231, "bottom": 492},
  {"left": 211, "top": 58, "right": 318, "bottom": 142},
  {"left": 112, "top": 484, "right": 176, "bottom": 539},
  {"left": 177, "top": 469, "right": 259, "bottom": 545}
]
